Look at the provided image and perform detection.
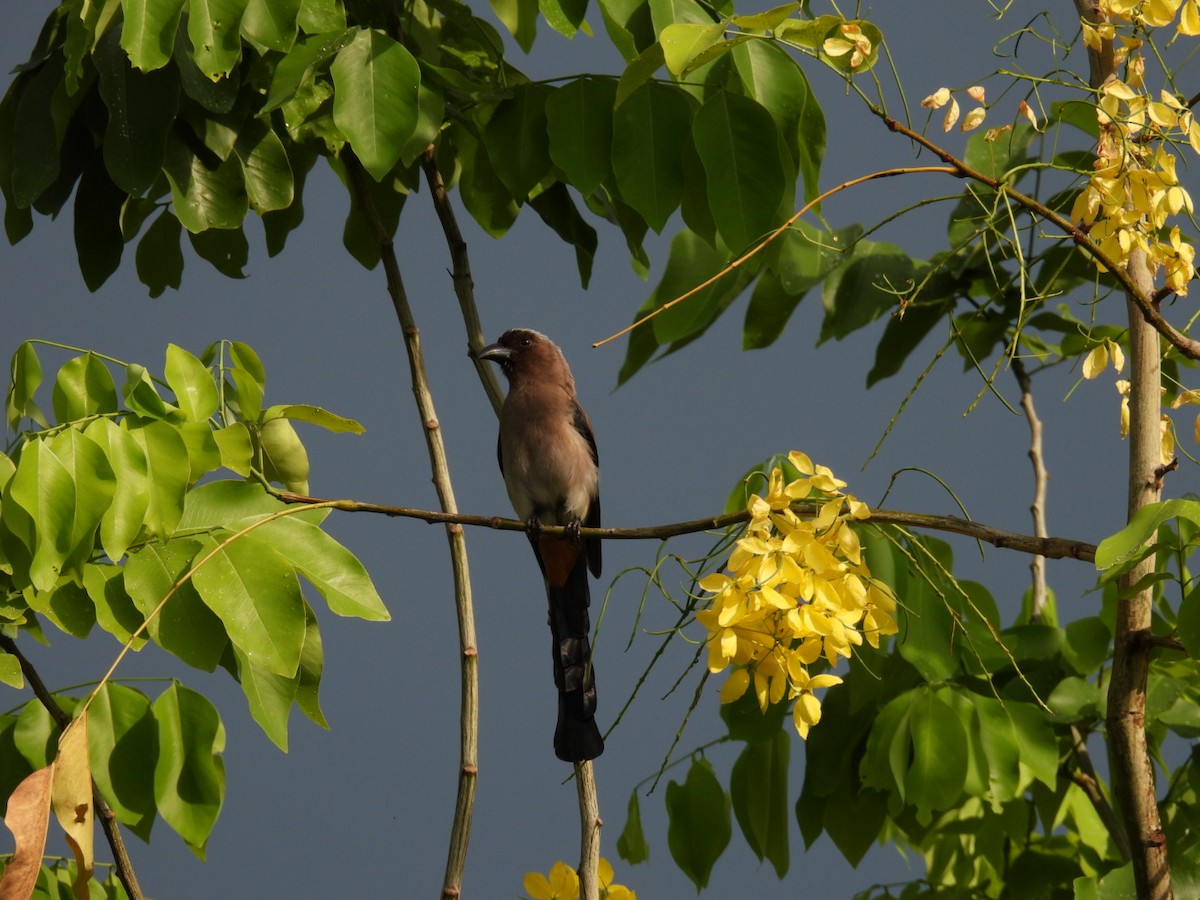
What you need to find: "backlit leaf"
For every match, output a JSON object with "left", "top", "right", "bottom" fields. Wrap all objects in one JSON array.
[
  {"left": 612, "top": 82, "right": 691, "bottom": 232},
  {"left": 152, "top": 683, "right": 225, "bottom": 855},
  {"left": 666, "top": 757, "right": 730, "bottom": 889}
]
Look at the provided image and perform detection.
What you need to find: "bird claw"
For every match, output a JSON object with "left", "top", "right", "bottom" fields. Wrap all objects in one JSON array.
[
  {"left": 525, "top": 517, "right": 543, "bottom": 542},
  {"left": 564, "top": 518, "right": 582, "bottom": 545}
]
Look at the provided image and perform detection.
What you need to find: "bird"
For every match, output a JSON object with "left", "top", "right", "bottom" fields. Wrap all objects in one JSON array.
[{"left": 478, "top": 328, "right": 604, "bottom": 762}]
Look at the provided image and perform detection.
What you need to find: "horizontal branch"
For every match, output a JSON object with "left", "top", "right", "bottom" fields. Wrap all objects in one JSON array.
[{"left": 276, "top": 491, "right": 1096, "bottom": 563}]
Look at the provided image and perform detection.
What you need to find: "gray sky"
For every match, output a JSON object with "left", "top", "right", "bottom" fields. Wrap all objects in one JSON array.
[{"left": 0, "top": 3, "right": 1155, "bottom": 897}]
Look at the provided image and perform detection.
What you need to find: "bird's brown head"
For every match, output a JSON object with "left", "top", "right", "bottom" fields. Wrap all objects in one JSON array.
[{"left": 478, "top": 329, "right": 569, "bottom": 383}]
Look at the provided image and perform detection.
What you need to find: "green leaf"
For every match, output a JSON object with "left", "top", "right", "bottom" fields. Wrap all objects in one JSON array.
[
  {"left": 188, "top": 0, "right": 248, "bottom": 80},
  {"left": 6, "top": 341, "right": 46, "bottom": 429},
  {"left": 241, "top": 0, "right": 301, "bottom": 52},
  {"left": 14, "top": 698, "right": 59, "bottom": 769},
  {"left": 164, "top": 344, "right": 219, "bottom": 424},
  {"left": 233, "top": 119, "right": 295, "bottom": 214},
  {"left": 25, "top": 581, "right": 96, "bottom": 639},
  {"left": 95, "top": 26, "right": 181, "bottom": 195},
  {"left": 1047, "top": 676, "right": 1103, "bottom": 722},
  {"left": 611, "top": 81, "right": 690, "bottom": 232},
  {"left": 730, "top": 729, "right": 789, "bottom": 877},
  {"left": 484, "top": 84, "right": 554, "bottom": 201},
  {"left": 239, "top": 515, "right": 389, "bottom": 620},
  {"left": 213, "top": 423, "right": 253, "bottom": 476},
  {"left": 615, "top": 41, "right": 665, "bottom": 108},
  {"left": 125, "top": 539, "right": 229, "bottom": 670},
  {"left": 820, "top": 240, "right": 913, "bottom": 343},
  {"left": 121, "top": 0, "right": 186, "bottom": 71},
  {"left": 904, "top": 687, "right": 967, "bottom": 821},
  {"left": 616, "top": 789, "right": 650, "bottom": 864},
  {"left": 597, "top": 0, "right": 655, "bottom": 60},
  {"left": 53, "top": 354, "right": 118, "bottom": 423},
  {"left": 229, "top": 341, "right": 265, "bottom": 419},
  {"left": 163, "top": 132, "right": 249, "bottom": 233},
  {"left": 489, "top": 0, "right": 539, "bottom": 52},
  {"left": 331, "top": 29, "right": 421, "bottom": 181},
  {"left": 136, "top": 210, "right": 185, "bottom": 298},
  {"left": 191, "top": 534, "right": 306, "bottom": 677},
  {"left": 0, "top": 652, "right": 22, "bottom": 689},
  {"left": 179, "top": 421, "right": 223, "bottom": 483},
  {"left": 1063, "top": 616, "right": 1111, "bottom": 674},
  {"left": 263, "top": 29, "right": 357, "bottom": 112},
  {"left": 719, "top": 683, "right": 788, "bottom": 742},
  {"left": 295, "top": 603, "right": 328, "bottom": 728},
  {"left": 666, "top": 757, "right": 730, "bottom": 889},
  {"left": 233, "top": 643, "right": 298, "bottom": 750},
  {"left": 860, "top": 689, "right": 914, "bottom": 799},
  {"left": 1096, "top": 498, "right": 1200, "bottom": 571},
  {"left": 820, "top": 787, "right": 887, "bottom": 867},
  {"left": 74, "top": 159, "right": 127, "bottom": 292},
  {"left": 12, "top": 60, "right": 64, "bottom": 209},
  {"left": 189, "top": 226, "right": 249, "bottom": 278},
  {"left": 259, "top": 417, "right": 310, "bottom": 493},
  {"left": 452, "top": 125, "right": 518, "bottom": 238},
  {"left": 546, "top": 77, "right": 616, "bottom": 197},
  {"left": 152, "top": 682, "right": 225, "bottom": 856},
  {"left": 84, "top": 419, "right": 151, "bottom": 562},
  {"left": 660, "top": 22, "right": 725, "bottom": 76},
  {"left": 82, "top": 563, "right": 147, "bottom": 647},
  {"left": 88, "top": 683, "right": 157, "bottom": 840},
  {"left": 866, "top": 298, "right": 949, "bottom": 387},
  {"left": 528, "top": 182, "right": 598, "bottom": 288},
  {"left": 263, "top": 404, "right": 365, "bottom": 433},
  {"left": 299, "top": 0, "right": 347, "bottom": 32},
  {"left": 124, "top": 419, "right": 190, "bottom": 539},
  {"left": 692, "top": 90, "right": 787, "bottom": 253},
  {"left": 730, "top": 2, "right": 799, "bottom": 30},
  {"left": 730, "top": 38, "right": 824, "bottom": 202},
  {"left": 651, "top": 228, "right": 749, "bottom": 346}
]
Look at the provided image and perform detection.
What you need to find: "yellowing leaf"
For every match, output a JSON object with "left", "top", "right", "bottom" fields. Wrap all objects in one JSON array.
[
  {"left": 942, "top": 97, "right": 960, "bottom": 132},
  {"left": 0, "top": 765, "right": 53, "bottom": 899},
  {"left": 52, "top": 715, "right": 94, "bottom": 900},
  {"left": 921, "top": 87, "right": 950, "bottom": 109},
  {"left": 961, "top": 106, "right": 987, "bottom": 132}
]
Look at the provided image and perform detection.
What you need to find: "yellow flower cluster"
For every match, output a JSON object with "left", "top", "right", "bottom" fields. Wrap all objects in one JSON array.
[
  {"left": 822, "top": 23, "right": 872, "bottom": 68},
  {"left": 524, "top": 859, "right": 635, "bottom": 900},
  {"left": 697, "top": 453, "right": 898, "bottom": 739},
  {"left": 1072, "top": 6, "right": 1199, "bottom": 294}
]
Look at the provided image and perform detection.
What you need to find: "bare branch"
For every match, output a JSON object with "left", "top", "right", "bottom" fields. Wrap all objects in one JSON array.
[{"left": 1013, "top": 360, "right": 1050, "bottom": 620}]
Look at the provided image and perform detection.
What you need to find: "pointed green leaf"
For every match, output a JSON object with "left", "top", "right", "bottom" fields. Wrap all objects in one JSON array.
[
  {"left": 121, "top": 0, "right": 186, "bottom": 71},
  {"left": 0, "top": 653, "right": 22, "bottom": 689},
  {"left": 233, "top": 119, "right": 294, "bottom": 213},
  {"left": 88, "top": 683, "right": 157, "bottom": 840},
  {"left": 152, "top": 682, "right": 225, "bottom": 855},
  {"left": 53, "top": 354, "right": 118, "bottom": 423},
  {"left": 188, "top": 0, "right": 248, "bottom": 79},
  {"left": 692, "top": 90, "right": 786, "bottom": 253},
  {"left": 82, "top": 563, "right": 147, "bottom": 648},
  {"left": 74, "top": 159, "right": 127, "bottom": 292},
  {"left": 528, "top": 182, "right": 598, "bottom": 288},
  {"left": 48, "top": 427, "right": 117, "bottom": 579},
  {"left": 228, "top": 341, "right": 265, "bottom": 419},
  {"left": 730, "top": 2, "right": 799, "bottom": 30},
  {"left": 164, "top": 344, "right": 218, "bottom": 424},
  {"left": 191, "top": 534, "right": 306, "bottom": 677},
  {"left": 730, "top": 729, "right": 789, "bottom": 877},
  {"left": 485, "top": 85, "right": 554, "bottom": 201},
  {"left": 540, "top": 0, "right": 588, "bottom": 38},
  {"left": 25, "top": 581, "right": 97, "bottom": 638},
  {"left": 731, "top": 39, "right": 824, "bottom": 202},
  {"left": 820, "top": 240, "right": 913, "bottom": 344},
  {"left": 12, "top": 60, "right": 64, "bottom": 208},
  {"left": 331, "top": 29, "right": 420, "bottom": 181},
  {"left": 660, "top": 22, "right": 725, "bottom": 76},
  {"left": 213, "top": 423, "right": 253, "bottom": 476},
  {"left": 1096, "top": 498, "right": 1200, "bottom": 571},
  {"left": 239, "top": 515, "right": 389, "bottom": 620},
  {"left": 820, "top": 787, "right": 887, "bottom": 867},
  {"left": 546, "top": 77, "right": 616, "bottom": 197},
  {"left": 84, "top": 419, "right": 151, "bottom": 562},
  {"left": 904, "top": 688, "right": 967, "bottom": 821},
  {"left": 233, "top": 644, "right": 298, "bottom": 750},
  {"left": 489, "top": 0, "right": 538, "bottom": 52},
  {"left": 666, "top": 757, "right": 730, "bottom": 889},
  {"left": 262, "top": 404, "right": 365, "bottom": 434},
  {"left": 296, "top": 603, "right": 328, "bottom": 728},
  {"left": 124, "top": 419, "right": 189, "bottom": 539},
  {"left": 163, "top": 132, "right": 249, "bottom": 233},
  {"left": 95, "top": 26, "right": 181, "bottom": 195},
  {"left": 299, "top": 0, "right": 347, "bottom": 32},
  {"left": 453, "top": 125, "right": 518, "bottom": 238},
  {"left": 612, "top": 82, "right": 691, "bottom": 232},
  {"left": 614, "top": 41, "right": 664, "bottom": 108},
  {"left": 125, "top": 540, "right": 228, "bottom": 670},
  {"left": 7, "top": 341, "right": 46, "bottom": 430},
  {"left": 241, "top": 0, "right": 301, "bottom": 52},
  {"left": 6, "top": 440, "right": 80, "bottom": 591},
  {"left": 617, "top": 789, "right": 649, "bottom": 864},
  {"left": 136, "top": 210, "right": 185, "bottom": 298}
]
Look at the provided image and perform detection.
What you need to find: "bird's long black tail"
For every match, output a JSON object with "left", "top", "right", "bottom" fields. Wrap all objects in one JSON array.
[{"left": 546, "top": 549, "right": 604, "bottom": 762}]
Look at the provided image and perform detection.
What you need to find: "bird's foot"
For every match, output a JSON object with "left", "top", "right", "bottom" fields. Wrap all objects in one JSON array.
[{"left": 564, "top": 517, "right": 583, "bottom": 545}]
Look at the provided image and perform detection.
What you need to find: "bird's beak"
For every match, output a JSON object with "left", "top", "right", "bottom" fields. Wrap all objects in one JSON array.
[{"left": 477, "top": 342, "right": 511, "bottom": 363}]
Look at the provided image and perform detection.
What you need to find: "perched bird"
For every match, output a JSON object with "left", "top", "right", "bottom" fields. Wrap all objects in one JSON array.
[{"left": 478, "top": 329, "right": 604, "bottom": 762}]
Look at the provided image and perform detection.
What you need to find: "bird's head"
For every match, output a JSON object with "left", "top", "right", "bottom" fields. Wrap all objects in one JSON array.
[{"left": 478, "top": 329, "right": 566, "bottom": 382}]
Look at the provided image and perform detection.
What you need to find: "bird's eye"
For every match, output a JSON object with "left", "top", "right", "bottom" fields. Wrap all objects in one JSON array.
[{"left": 520, "top": 336, "right": 532, "bottom": 347}]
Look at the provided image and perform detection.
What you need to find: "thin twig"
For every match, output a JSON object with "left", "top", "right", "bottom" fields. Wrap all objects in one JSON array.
[
  {"left": 574, "top": 760, "right": 602, "bottom": 900},
  {"left": 0, "top": 635, "right": 144, "bottom": 900},
  {"left": 342, "top": 150, "right": 480, "bottom": 900},
  {"left": 1012, "top": 359, "right": 1049, "bottom": 620},
  {"left": 276, "top": 490, "right": 1099, "bottom": 563},
  {"left": 1068, "top": 724, "right": 1131, "bottom": 861}
]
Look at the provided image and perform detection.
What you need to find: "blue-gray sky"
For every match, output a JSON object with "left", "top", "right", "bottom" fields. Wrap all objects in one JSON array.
[{"left": 0, "top": 3, "right": 1155, "bottom": 897}]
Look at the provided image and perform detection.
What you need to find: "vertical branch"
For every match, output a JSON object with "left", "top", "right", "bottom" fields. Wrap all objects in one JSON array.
[
  {"left": 0, "top": 635, "right": 145, "bottom": 900},
  {"left": 342, "top": 152, "right": 480, "bottom": 900},
  {"left": 1012, "top": 360, "right": 1049, "bottom": 620},
  {"left": 1110, "top": 285, "right": 1170, "bottom": 897},
  {"left": 1070, "top": 5, "right": 1171, "bottom": 893},
  {"left": 575, "top": 761, "right": 602, "bottom": 900}
]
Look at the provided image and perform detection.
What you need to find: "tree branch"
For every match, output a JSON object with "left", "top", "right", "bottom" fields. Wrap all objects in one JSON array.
[
  {"left": 0, "top": 635, "right": 144, "bottom": 900},
  {"left": 1013, "top": 360, "right": 1050, "bottom": 620},
  {"left": 342, "top": 150, "right": 480, "bottom": 900},
  {"left": 276, "top": 490, "right": 1097, "bottom": 563}
]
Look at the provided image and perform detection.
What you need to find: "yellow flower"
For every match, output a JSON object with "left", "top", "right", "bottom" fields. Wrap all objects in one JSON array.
[
  {"left": 822, "top": 23, "right": 872, "bottom": 68},
  {"left": 790, "top": 671, "right": 843, "bottom": 740},
  {"left": 524, "top": 861, "right": 580, "bottom": 900},
  {"left": 599, "top": 858, "right": 637, "bottom": 900}
]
